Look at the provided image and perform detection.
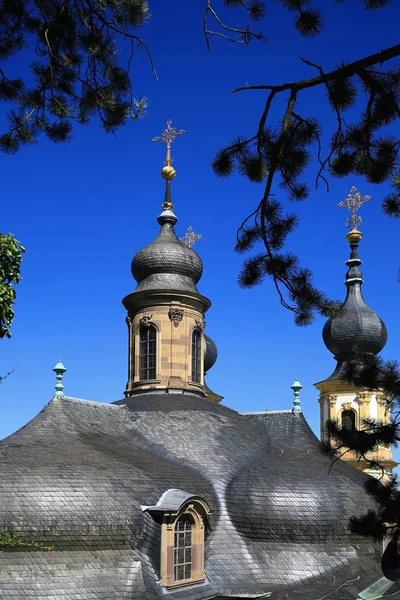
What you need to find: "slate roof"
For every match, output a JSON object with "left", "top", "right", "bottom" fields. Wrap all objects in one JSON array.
[
  {"left": 130, "top": 206, "right": 203, "bottom": 295},
  {"left": 0, "top": 392, "right": 398, "bottom": 600}
]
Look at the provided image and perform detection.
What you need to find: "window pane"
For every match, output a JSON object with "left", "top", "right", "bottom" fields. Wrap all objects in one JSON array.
[
  {"left": 174, "top": 515, "right": 193, "bottom": 582},
  {"left": 192, "top": 330, "right": 201, "bottom": 383},
  {"left": 140, "top": 325, "right": 156, "bottom": 380},
  {"left": 184, "top": 564, "right": 191, "bottom": 580},
  {"left": 342, "top": 410, "right": 355, "bottom": 431},
  {"left": 184, "top": 547, "right": 192, "bottom": 563}
]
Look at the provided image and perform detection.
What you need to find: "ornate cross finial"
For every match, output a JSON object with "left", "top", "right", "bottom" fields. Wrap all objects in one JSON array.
[
  {"left": 53, "top": 359, "right": 67, "bottom": 398},
  {"left": 180, "top": 226, "right": 202, "bottom": 248},
  {"left": 153, "top": 120, "right": 185, "bottom": 167},
  {"left": 338, "top": 186, "right": 371, "bottom": 230}
]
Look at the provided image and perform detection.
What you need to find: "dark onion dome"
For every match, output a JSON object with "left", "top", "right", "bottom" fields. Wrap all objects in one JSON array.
[
  {"left": 204, "top": 334, "right": 218, "bottom": 373},
  {"left": 322, "top": 228, "right": 387, "bottom": 380},
  {"left": 131, "top": 182, "right": 203, "bottom": 294}
]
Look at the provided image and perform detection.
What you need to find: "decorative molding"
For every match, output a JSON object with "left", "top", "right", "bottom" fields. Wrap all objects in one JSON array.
[
  {"left": 169, "top": 308, "right": 184, "bottom": 328},
  {"left": 326, "top": 394, "right": 337, "bottom": 407},
  {"left": 358, "top": 392, "right": 370, "bottom": 405},
  {"left": 342, "top": 402, "right": 353, "bottom": 411},
  {"left": 126, "top": 315, "right": 132, "bottom": 328},
  {"left": 139, "top": 314, "right": 153, "bottom": 328},
  {"left": 195, "top": 319, "right": 206, "bottom": 330},
  {"left": 376, "top": 392, "right": 387, "bottom": 407}
]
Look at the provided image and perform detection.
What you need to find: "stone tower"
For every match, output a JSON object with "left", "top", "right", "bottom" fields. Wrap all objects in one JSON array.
[
  {"left": 315, "top": 216, "right": 397, "bottom": 477},
  {"left": 122, "top": 121, "right": 222, "bottom": 401}
]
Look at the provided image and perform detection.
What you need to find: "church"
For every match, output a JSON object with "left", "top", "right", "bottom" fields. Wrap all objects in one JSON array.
[{"left": 0, "top": 122, "right": 399, "bottom": 600}]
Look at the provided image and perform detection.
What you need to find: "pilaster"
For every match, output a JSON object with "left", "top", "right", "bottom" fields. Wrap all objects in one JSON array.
[{"left": 357, "top": 391, "right": 370, "bottom": 429}]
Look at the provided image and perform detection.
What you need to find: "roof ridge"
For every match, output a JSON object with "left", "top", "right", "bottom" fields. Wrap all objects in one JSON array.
[
  {"left": 56, "top": 396, "right": 122, "bottom": 408},
  {"left": 241, "top": 409, "right": 296, "bottom": 415}
]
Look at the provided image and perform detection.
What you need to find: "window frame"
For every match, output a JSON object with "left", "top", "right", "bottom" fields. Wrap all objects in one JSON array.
[
  {"left": 191, "top": 328, "right": 202, "bottom": 384},
  {"left": 341, "top": 409, "right": 356, "bottom": 432},
  {"left": 173, "top": 514, "right": 193, "bottom": 582},
  {"left": 139, "top": 324, "right": 157, "bottom": 381},
  {"left": 159, "top": 501, "right": 209, "bottom": 589}
]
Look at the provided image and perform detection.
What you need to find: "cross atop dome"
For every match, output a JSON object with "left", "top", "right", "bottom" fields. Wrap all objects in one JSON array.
[
  {"left": 153, "top": 119, "right": 185, "bottom": 178},
  {"left": 153, "top": 120, "right": 185, "bottom": 212},
  {"left": 338, "top": 186, "right": 371, "bottom": 230},
  {"left": 180, "top": 226, "right": 202, "bottom": 248}
]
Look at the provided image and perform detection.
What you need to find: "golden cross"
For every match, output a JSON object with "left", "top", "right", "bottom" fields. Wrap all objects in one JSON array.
[
  {"left": 180, "top": 226, "right": 202, "bottom": 248},
  {"left": 153, "top": 120, "right": 185, "bottom": 166},
  {"left": 338, "top": 186, "right": 371, "bottom": 229}
]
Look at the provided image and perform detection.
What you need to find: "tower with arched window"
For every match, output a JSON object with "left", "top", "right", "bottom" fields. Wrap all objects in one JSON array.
[
  {"left": 315, "top": 225, "right": 397, "bottom": 478},
  {"left": 122, "top": 123, "right": 222, "bottom": 402}
]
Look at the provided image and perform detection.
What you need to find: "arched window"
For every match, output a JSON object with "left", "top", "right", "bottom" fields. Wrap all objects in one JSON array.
[
  {"left": 174, "top": 515, "right": 193, "bottom": 582},
  {"left": 341, "top": 409, "right": 356, "bottom": 431},
  {"left": 140, "top": 325, "right": 156, "bottom": 380},
  {"left": 151, "top": 493, "right": 210, "bottom": 589},
  {"left": 191, "top": 330, "right": 201, "bottom": 383}
]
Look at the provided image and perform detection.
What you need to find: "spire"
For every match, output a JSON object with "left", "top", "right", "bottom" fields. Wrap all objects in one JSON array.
[
  {"left": 53, "top": 360, "right": 67, "bottom": 398},
  {"left": 322, "top": 187, "right": 387, "bottom": 380},
  {"left": 153, "top": 120, "right": 185, "bottom": 212},
  {"left": 291, "top": 378, "right": 302, "bottom": 412},
  {"left": 129, "top": 119, "right": 206, "bottom": 296}
]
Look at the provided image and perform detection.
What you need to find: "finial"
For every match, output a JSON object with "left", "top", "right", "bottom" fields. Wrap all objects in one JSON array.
[
  {"left": 53, "top": 359, "right": 67, "bottom": 398},
  {"left": 180, "top": 226, "right": 203, "bottom": 248},
  {"left": 291, "top": 378, "right": 303, "bottom": 412},
  {"left": 338, "top": 186, "right": 371, "bottom": 240},
  {"left": 153, "top": 120, "right": 185, "bottom": 182}
]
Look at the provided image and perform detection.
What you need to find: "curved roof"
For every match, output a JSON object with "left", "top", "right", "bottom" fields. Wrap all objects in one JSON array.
[
  {"left": 322, "top": 235, "right": 387, "bottom": 380},
  {"left": 131, "top": 208, "right": 203, "bottom": 295},
  {"left": 204, "top": 334, "right": 218, "bottom": 373},
  {"left": 0, "top": 393, "right": 397, "bottom": 600}
]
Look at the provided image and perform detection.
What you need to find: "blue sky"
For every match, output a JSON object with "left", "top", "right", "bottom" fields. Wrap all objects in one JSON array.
[{"left": 1, "top": 1, "right": 400, "bottom": 467}]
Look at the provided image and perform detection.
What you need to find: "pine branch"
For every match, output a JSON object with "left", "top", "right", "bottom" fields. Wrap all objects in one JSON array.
[{"left": 232, "top": 44, "right": 400, "bottom": 94}]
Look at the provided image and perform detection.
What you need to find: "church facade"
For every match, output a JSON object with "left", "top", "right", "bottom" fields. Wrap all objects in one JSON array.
[{"left": 0, "top": 124, "right": 398, "bottom": 599}]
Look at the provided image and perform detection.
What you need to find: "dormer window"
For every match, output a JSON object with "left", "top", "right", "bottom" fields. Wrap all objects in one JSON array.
[
  {"left": 191, "top": 329, "right": 201, "bottom": 383},
  {"left": 140, "top": 324, "right": 156, "bottom": 380},
  {"left": 143, "top": 489, "right": 211, "bottom": 589}
]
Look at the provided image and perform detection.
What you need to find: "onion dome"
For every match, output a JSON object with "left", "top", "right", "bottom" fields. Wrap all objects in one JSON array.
[
  {"left": 203, "top": 333, "right": 223, "bottom": 402},
  {"left": 131, "top": 180, "right": 203, "bottom": 294},
  {"left": 204, "top": 334, "right": 218, "bottom": 373},
  {"left": 322, "top": 228, "right": 387, "bottom": 379}
]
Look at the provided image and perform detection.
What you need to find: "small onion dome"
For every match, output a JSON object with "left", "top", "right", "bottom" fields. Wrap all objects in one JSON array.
[
  {"left": 204, "top": 334, "right": 218, "bottom": 373},
  {"left": 131, "top": 184, "right": 203, "bottom": 294},
  {"left": 322, "top": 229, "right": 387, "bottom": 379}
]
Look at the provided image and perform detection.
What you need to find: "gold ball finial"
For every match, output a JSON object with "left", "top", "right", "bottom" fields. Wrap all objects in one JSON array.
[
  {"left": 346, "top": 227, "right": 363, "bottom": 244},
  {"left": 161, "top": 165, "right": 176, "bottom": 181}
]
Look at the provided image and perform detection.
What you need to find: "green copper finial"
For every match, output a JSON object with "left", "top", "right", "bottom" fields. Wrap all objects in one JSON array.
[
  {"left": 53, "top": 359, "right": 67, "bottom": 398},
  {"left": 291, "top": 378, "right": 303, "bottom": 412}
]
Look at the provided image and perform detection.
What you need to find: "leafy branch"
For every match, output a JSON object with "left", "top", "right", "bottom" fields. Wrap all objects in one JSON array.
[{"left": 0, "top": 234, "right": 25, "bottom": 338}]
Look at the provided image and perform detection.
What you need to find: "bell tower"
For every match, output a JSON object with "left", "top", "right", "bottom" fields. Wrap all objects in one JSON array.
[
  {"left": 315, "top": 187, "right": 397, "bottom": 478},
  {"left": 122, "top": 121, "right": 222, "bottom": 401}
]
